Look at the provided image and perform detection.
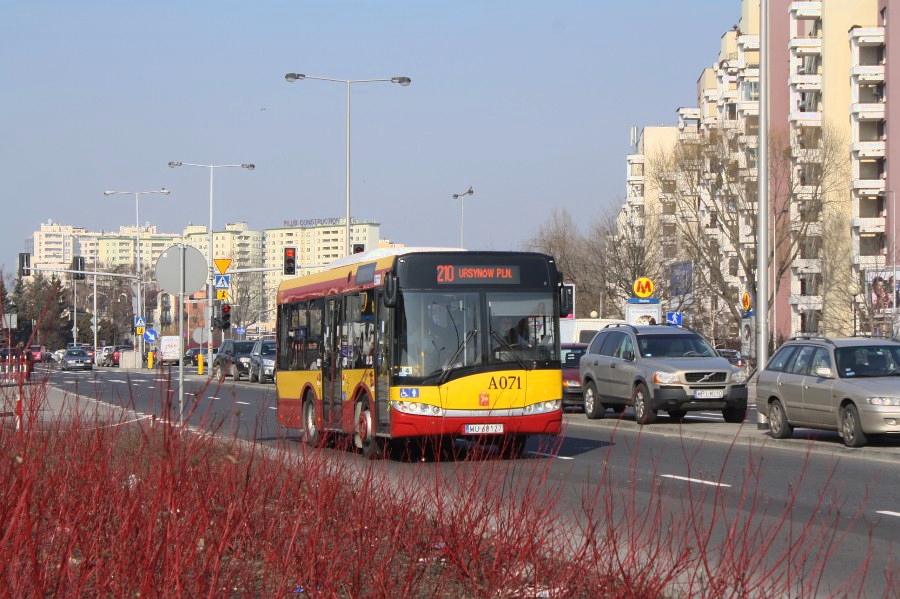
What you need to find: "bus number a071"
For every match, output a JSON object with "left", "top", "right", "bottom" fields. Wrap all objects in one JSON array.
[{"left": 488, "top": 375, "right": 521, "bottom": 390}]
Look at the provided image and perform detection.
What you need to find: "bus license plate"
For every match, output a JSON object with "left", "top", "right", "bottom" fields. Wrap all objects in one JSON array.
[
  {"left": 465, "top": 424, "right": 504, "bottom": 434},
  {"left": 694, "top": 389, "right": 724, "bottom": 399}
]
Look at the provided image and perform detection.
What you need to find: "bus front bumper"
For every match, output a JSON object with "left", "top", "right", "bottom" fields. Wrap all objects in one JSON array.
[{"left": 389, "top": 408, "right": 562, "bottom": 439}]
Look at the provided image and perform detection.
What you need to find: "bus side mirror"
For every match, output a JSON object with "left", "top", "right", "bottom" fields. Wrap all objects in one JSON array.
[
  {"left": 559, "top": 283, "right": 574, "bottom": 317},
  {"left": 384, "top": 274, "right": 398, "bottom": 307}
]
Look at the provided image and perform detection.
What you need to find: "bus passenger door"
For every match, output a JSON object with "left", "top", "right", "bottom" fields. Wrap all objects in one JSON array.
[{"left": 322, "top": 297, "right": 343, "bottom": 429}]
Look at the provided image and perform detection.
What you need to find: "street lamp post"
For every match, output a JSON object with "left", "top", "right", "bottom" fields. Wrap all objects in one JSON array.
[
  {"left": 452, "top": 186, "right": 474, "bottom": 248},
  {"left": 167, "top": 162, "right": 254, "bottom": 364},
  {"left": 848, "top": 283, "right": 861, "bottom": 336},
  {"left": 284, "top": 72, "right": 411, "bottom": 257},
  {"left": 104, "top": 188, "right": 170, "bottom": 362}
]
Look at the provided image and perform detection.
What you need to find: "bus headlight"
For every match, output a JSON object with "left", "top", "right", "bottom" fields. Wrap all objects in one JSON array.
[
  {"left": 523, "top": 400, "right": 561, "bottom": 414},
  {"left": 392, "top": 401, "right": 445, "bottom": 416}
]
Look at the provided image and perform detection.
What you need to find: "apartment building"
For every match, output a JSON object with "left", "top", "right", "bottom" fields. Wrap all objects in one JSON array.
[{"left": 618, "top": 0, "right": 896, "bottom": 342}]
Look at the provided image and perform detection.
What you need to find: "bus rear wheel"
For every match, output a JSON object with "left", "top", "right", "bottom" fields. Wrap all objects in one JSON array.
[
  {"left": 302, "top": 397, "right": 320, "bottom": 448},
  {"left": 354, "top": 397, "right": 380, "bottom": 459}
]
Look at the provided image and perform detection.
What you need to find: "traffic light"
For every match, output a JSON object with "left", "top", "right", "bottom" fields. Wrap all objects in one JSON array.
[
  {"left": 72, "top": 256, "right": 85, "bottom": 280},
  {"left": 353, "top": 243, "right": 365, "bottom": 254},
  {"left": 18, "top": 253, "right": 31, "bottom": 277},
  {"left": 283, "top": 247, "right": 297, "bottom": 275},
  {"left": 212, "top": 301, "right": 223, "bottom": 329},
  {"left": 221, "top": 303, "right": 232, "bottom": 329}
]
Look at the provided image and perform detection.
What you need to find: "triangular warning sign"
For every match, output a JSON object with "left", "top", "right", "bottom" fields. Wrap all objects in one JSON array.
[{"left": 214, "top": 258, "right": 232, "bottom": 274}]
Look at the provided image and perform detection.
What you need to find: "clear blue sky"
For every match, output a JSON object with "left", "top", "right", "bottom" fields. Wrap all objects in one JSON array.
[{"left": 1, "top": 0, "right": 740, "bottom": 275}]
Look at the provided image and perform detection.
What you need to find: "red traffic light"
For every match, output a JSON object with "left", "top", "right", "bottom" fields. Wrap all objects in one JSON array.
[
  {"left": 222, "top": 304, "right": 231, "bottom": 313},
  {"left": 283, "top": 247, "right": 297, "bottom": 275}
]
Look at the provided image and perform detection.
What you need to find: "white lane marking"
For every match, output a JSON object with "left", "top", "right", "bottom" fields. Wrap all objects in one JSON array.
[
  {"left": 660, "top": 474, "right": 731, "bottom": 488},
  {"left": 688, "top": 415, "right": 725, "bottom": 421},
  {"left": 109, "top": 379, "right": 128, "bottom": 383},
  {"left": 268, "top": 406, "right": 277, "bottom": 410},
  {"left": 236, "top": 401, "right": 250, "bottom": 405},
  {"left": 209, "top": 396, "right": 220, "bottom": 400},
  {"left": 529, "top": 451, "right": 574, "bottom": 460},
  {"left": 876, "top": 510, "right": 900, "bottom": 518}
]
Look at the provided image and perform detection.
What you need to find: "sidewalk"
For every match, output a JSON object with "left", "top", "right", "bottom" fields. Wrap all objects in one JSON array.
[{"left": 1, "top": 378, "right": 136, "bottom": 428}]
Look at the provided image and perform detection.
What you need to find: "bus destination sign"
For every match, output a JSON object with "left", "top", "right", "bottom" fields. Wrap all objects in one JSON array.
[{"left": 436, "top": 264, "right": 521, "bottom": 285}]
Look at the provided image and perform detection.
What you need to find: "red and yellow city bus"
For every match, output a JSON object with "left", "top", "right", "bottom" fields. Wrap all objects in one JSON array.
[{"left": 275, "top": 248, "right": 572, "bottom": 457}]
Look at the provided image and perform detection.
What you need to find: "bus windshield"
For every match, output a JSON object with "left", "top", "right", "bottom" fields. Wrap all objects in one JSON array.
[
  {"left": 398, "top": 291, "right": 481, "bottom": 377},
  {"left": 396, "top": 290, "right": 559, "bottom": 378}
]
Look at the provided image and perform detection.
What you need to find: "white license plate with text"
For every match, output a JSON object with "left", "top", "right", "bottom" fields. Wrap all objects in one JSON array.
[
  {"left": 693, "top": 389, "right": 724, "bottom": 399},
  {"left": 464, "top": 424, "right": 504, "bottom": 434}
]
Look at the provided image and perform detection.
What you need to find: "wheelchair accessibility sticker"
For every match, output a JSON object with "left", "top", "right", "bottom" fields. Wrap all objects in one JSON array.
[{"left": 398, "top": 388, "right": 420, "bottom": 399}]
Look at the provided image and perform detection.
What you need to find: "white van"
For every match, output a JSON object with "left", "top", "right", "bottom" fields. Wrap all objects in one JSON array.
[{"left": 560, "top": 318, "right": 626, "bottom": 345}]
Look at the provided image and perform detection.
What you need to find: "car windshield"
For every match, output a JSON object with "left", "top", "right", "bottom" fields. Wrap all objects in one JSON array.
[
  {"left": 66, "top": 349, "right": 87, "bottom": 357},
  {"left": 834, "top": 346, "right": 900, "bottom": 378},
  {"left": 235, "top": 341, "right": 255, "bottom": 354},
  {"left": 638, "top": 334, "right": 718, "bottom": 358},
  {"left": 260, "top": 342, "right": 276, "bottom": 356}
]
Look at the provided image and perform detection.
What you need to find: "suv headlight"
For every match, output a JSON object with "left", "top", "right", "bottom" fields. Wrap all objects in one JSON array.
[
  {"left": 731, "top": 369, "right": 749, "bottom": 384},
  {"left": 653, "top": 371, "right": 679, "bottom": 384},
  {"left": 866, "top": 397, "right": 900, "bottom": 407}
]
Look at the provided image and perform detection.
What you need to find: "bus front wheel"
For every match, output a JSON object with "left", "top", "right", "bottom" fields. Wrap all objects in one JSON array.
[
  {"left": 302, "top": 397, "right": 320, "bottom": 447},
  {"left": 354, "top": 397, "right": 380, "bottom": 459}
]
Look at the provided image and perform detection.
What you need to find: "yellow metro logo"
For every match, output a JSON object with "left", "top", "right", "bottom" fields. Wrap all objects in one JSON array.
[{"left": 633, "top": 277, "right": 654, "bottom": 298}]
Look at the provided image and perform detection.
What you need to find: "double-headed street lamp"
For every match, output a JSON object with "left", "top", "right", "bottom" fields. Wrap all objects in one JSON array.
[
  {"left": 452, "top": 186, "right": 474, "bottom": 248},
  {"left": 167, "top": 161, "right": 254, "bottom": 361},
  {"left": 104, "top": 188, "right": 170, "bottom": 359},
  {"left": 284, "top": 72, "right": 411, "bottom": 257}
]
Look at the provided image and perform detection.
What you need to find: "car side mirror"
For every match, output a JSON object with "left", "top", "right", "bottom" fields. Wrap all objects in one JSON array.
[
  {"left": 814, "top": 366, "right": 832, "bottom": 379},
  {"left": 622, "top": 349, "right": 635, "bottom": 361}
]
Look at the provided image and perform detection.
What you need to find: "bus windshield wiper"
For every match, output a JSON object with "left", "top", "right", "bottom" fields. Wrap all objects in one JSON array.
[
  {"left": 490, "top": 330, "right": 531, "bottom": 371},
  {"left": 438, "top": 329, "right": 477, "bottom": 385}
]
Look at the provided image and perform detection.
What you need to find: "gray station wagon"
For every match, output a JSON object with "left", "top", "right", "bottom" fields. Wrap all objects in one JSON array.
[
  {"left": 580, "top": 324, "right": 748, "bottom": 424},
  {"left": 756, "top": 336, "right": 900, "bottom": 447}
]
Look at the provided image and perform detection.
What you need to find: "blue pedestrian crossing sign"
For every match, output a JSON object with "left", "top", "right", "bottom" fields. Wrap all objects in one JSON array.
[
  {"left": 134, "top": 316, "right": 146, "bottom": 327},
  {"left": 143, "top": 328, "right": 158, "bottom": 343},
  {"left": 214, "top": 274, "right": 231, "bottom": 289},
  {"left": 665, "top": 311, "right": 683, "bottom": 326}
]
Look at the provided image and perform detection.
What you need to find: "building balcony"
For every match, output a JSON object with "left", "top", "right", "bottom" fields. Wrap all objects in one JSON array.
[
  {"left": 789, "top": 37, "right": 822, "bottom": 55},
  {"left": 852, "top": 102, "right": 885, "bottom": 120},
  {"left": 851, "top": 140, "right": 885, "bottom": 158},
  {"left": 850, "top": 27, "right": 885, "bottom": 46},
  {"left": 738, "top": 34, "right": 760, "bottom": 50},
  {"left": 788, "top": 295, "right": 823, "bottom": 310},
  {"left": 789, "top": 110, "right": 822, "bottom": 125},
  {"left": 851, "top": 216, "right": 885, "bottom": 233},
  {"left": 790, "top": 73, "right": 822, "bottom": 90},
  {"left": 737, "top": 101, "right": 759, "bottom": 116},
  {"left": 851, "top": 64, "right": 885, "bottom": 83},
  {"left": 790, "top": 1, "right": 822, "bottom": 18},
  {"left": 852, "top": 177, "right": 885, "bottom": 194},
  {"left": 793, "top": 258, "right": 822, "bottom": 273},
  {"left": 853, "top": 253, "right": 884, "bottom": 268}
]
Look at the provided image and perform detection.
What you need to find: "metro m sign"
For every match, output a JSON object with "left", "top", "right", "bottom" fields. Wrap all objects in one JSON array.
[{"left": 633, "top": 277, "right": 654, "bottom": 299}]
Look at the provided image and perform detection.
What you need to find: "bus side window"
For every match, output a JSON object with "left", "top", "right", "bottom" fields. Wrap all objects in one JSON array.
[{"left": 308, "top": 299, "right": 324, "bottom": 369}]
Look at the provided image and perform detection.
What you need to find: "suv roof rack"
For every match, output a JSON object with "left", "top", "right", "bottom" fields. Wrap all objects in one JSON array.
[{"left": 788, "top": 335, "right": 835, "bottom": 345}]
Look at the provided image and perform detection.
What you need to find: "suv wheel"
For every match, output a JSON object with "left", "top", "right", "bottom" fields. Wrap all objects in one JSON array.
[
  {"left": 216, "top": 364, "right": 226, "bottom": 383},
  {"left": 841, "top": 403, "right": 868, "bottom": 448},
  {"left": 584, "top": 381, "right": 605, "bottom": 420},
  {"left": 768, "top": 400, "right": 792, "bottom": 439},
  {"left": 231, "top": 364, "right": 241, "bottom": 381},
  {"left": 249, "top": 367, "right": 258, "bottom": 383},
  {"left": 632, "top": 383, "right": 656, "bottom": 425},
  {"left": 722, "top": 407, "right": 747, "bottom": 424}
]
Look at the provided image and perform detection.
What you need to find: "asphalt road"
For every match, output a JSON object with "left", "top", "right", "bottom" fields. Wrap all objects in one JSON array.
[{"left": 33, "top": 363, "right": 900, "bottom": 597}]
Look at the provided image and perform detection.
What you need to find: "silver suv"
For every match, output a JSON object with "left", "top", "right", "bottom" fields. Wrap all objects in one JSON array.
[
  {"left": 756, "top": 336, "right": 900, "bottom": 447},
  {"left": 580, "top": 324, "right": 749, "bottom": 424}
]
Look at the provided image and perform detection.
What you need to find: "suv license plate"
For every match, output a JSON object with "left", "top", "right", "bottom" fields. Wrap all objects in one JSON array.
[
  {"left": 694, "top": 389, "right": 724, "bottom": 399},
  {"left": 465, "top": 424, "right": 504, "bottom": 434}
]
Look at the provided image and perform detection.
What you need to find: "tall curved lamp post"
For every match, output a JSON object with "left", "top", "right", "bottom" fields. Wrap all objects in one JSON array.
[
  {"left": 284, "top": 72, "right": 411, "bottom": 257},
  {"left": 104, "top": 188, "right": 170, "bottom": 360},
  {"left": 452, "top": 186, "right": 474, "bottom": 248},
  {"left": 167, "top": 162, "right": 254, "bottom": 362}
]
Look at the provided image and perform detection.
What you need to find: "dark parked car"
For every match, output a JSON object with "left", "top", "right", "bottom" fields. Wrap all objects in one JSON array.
[
  {"left": 193, "top": 347, "right": 218, "bottom": 367},
  {"left": 60, "top": 348, "right": 93, "bottom": 371},
  {"left": 717, "top": 349, "right": 746, "bottom": 369},
  {"left": 247, "top": 339, "right": 276, "bottom": 383},
  {"left": 561, "top": 343, "right": 588, "bottom": 409},
  {"left": 579, "top": 324, "right": 749, "bottom": 424},
  {"left": 183, "top": 347, "right": 203, "bottom": 365},
  {"left": 213, "top": 339, "right": 256, "bottom": 381}
]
